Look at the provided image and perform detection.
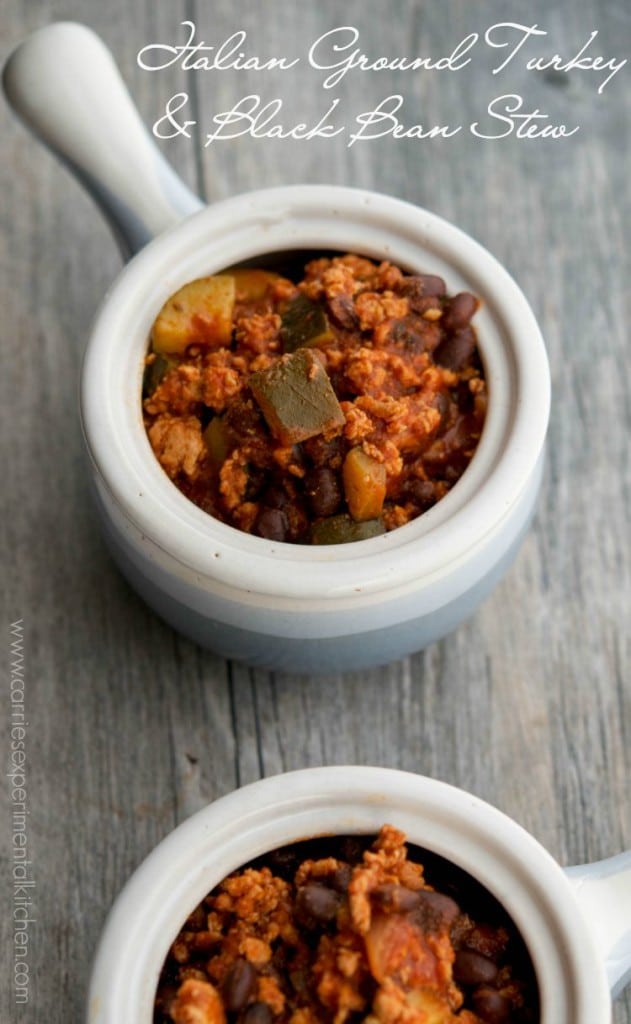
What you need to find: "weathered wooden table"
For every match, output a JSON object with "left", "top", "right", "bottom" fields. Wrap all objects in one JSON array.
[{"left": 2, "top": 1, "right": 630, "bottom": 1021}]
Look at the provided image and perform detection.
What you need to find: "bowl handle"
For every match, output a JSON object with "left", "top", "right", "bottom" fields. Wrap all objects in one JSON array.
[
  {"left": 565, "top": 850, "right": 631, "bottom": 998},
  {"left": 3, "top": 22, "right": 203, "bottom": 259}
]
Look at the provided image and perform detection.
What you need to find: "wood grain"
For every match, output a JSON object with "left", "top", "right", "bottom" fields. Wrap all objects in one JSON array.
[{"left": 1, "top": 0, "right": 629, "bottom": 1021}]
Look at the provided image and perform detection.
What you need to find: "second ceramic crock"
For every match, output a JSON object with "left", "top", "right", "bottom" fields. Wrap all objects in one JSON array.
[{"left": 86, "top": 767, "right": 631, "bottom": 1024}]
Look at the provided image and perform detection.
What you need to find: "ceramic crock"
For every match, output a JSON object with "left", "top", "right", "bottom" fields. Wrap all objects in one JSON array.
[{"left": 4, "top": 24, "right": 551, "bottom": 672}]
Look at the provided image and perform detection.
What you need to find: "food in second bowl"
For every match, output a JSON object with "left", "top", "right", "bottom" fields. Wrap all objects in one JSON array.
[
  {"left": 154, "top": 826, "right": 538, "bottom": 1024},
  {"left": 143, "top": 254, "right": 486, "bottom": 544}
]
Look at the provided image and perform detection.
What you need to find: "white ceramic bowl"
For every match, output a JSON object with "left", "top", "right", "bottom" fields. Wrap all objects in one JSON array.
[
  {"left": 86, "top": 767, "right": 631, "bottom": 1024},
  {"left": 4, "top": 24, "right": 551, "bottom": 672}
]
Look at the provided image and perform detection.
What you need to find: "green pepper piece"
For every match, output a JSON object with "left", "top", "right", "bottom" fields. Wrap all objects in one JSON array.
[
  {"left": 142, "top": 353, "right": 174, "bottom": 398},
  {"left": 249, "top": 349, "right": 345, "bottom": 446},
  {"left": 310, "top": 514, "right": 385, "bottom": 545},
  {"left": 280, "top": 295, "right": 334, "bottom": 353}
]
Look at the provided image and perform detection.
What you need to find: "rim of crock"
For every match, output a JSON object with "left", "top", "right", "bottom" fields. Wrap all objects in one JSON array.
[
  {"left": 86, "top": 767, "right": 608, "bottom": 1024},
  {"left": 80, "top": 186, "right": 550, "bottom": 602}
]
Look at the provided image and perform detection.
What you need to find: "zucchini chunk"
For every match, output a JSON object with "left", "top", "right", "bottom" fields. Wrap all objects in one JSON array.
[
  {"left": 310, "top": 513, "right": 385, "bottom": 545},
  {"left": 203, "top": 416, "right": 232, "bottom": 473},
  {"left": 230, "top": 268, "right": 282, "bottom": 301},
  {"left": 249, "top": 349, "right": 345, "bottom": 446},
  {"left": 280, "top": 295, "right": 334, "bottom": 353},
  {"left": 142, "top": 353, "right": 175, "bottom": 398}
]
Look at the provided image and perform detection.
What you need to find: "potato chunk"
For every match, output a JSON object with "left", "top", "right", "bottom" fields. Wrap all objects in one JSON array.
[
  {"left": 343, "top": 447, "right": 387, "bottom": 521},
  {"left": 152, "top": 275, "right": 236, "bottom": 355},
  {"left": 230, "top": 268, "right": 281, "bottom": 300}
]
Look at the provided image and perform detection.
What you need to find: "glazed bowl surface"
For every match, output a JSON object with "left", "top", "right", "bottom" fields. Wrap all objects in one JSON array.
[{"left": 83, "top": 184, "right": 549, "bottom": 670}]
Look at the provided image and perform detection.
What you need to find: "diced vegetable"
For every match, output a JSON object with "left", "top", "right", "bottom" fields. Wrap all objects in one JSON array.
[
  {"left": 365, "top": 912, "right": 441, "bottom": 989},
  {"left": 342, "top": 447, "right": 387, "bottom": 521},
  {"left": 310, "top": 513, "right": 384, "bottom": 545},
  {"left": 230, "top": 268, "right": 282, "bottom": 301},
  {"left": 249, "top": 349, "right": 345, "bottom": 445},
  {"left": 280, "top": 295, "right": 334, "bottom": 353},
  {"left": 203, "top": 416, "right": 231, "bottom": 472},
  {"left": 142, "top": 353, "right": 174, "bottom": 398},
  {"left": 151, "top": 275, "right": 236, "bottom": 355}
]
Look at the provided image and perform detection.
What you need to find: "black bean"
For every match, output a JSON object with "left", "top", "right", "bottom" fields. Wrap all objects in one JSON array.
[
  {"left": 255, "top": 507, "right": 288, "bottom": 542},
  {"left": 453, "top": 950, "right": 499, "bottom": 986},
  {"left": 328, "top": 294, "right": 360, "bottom": 330},
  {"left": 303, "top": 434, "right": 345, "bottom": 469},
  {"left": 433, "top": 326, "right": 477, "bottom": 371},
  {"left": 263, "top": 484, "right": 290, "bottom": 510},
  {"left": 420, "top": 274, "right": 447, "bottom": 296},
  {"left": 296, "top": 882, "right": 341, "bottom": 924},
  {"left": 412, "top": 889, "right": 461, "bottom": 929},
  {"left": 304, "top": 467, "right": 342, "bottom": 517},
  {"left": 222, "top": 958, "right": 257, "bottom": 1012},
  {"left": 417, "top": 297, "right": 444, "bottom": 317},
  {"left": 241, "top": 1002, "right": 273, "bottom": 1024},
  {"left": 331, "top": 863, "right": 353, "bottom": 893},
  {"left": 400, "top": 274, "right": 446, "bottom": 298},
  {"left": 372, "top": 883, "right": 423, "bottom": 913},
  {"left": 472, "top": 986, "right": 511, "bottom": 1024},
  {"left": 442, "top": 291, "right": 479, "bottom": 330},
  {"left": 404, "top": 479, "right": 437, "bottom": 511},
  {"left": 265, "top": 846, "right": 300, "bottom": 879},
  {"left": 225, "top": 397, "right": 265, "bottom": 437}
]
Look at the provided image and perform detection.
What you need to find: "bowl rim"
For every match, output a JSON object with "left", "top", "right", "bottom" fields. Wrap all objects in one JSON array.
[
  {"left": 81, "top": 185, "right": 550, "bottom": 602},
  {"left": 86, "top": 766, "right": 608, "bottom": 1024}
]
